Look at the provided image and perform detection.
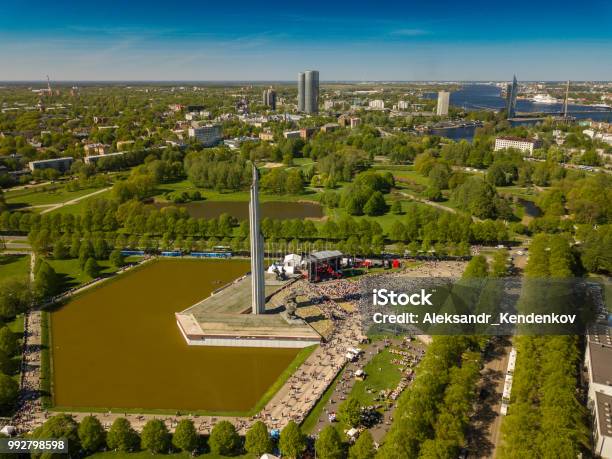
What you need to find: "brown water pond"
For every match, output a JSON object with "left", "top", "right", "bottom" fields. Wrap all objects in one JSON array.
[
  {"left": 50, "top": 259, "right": 300, "bottom": 412},
  {"left": 153, "top": 200, "right": 323, "bottom": 220}
]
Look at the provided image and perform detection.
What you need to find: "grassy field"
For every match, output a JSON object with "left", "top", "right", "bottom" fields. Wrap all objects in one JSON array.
[
  {"left": 46, "top": 258, "right": 117, "bottom": 290},
  {"left": 348, "top": 347, "right": 403, "bottom": 408},
  {"left": 498, "top": 185, "right": 541, "bottom": 201},
  {"left": 48, "top": 189, "right": 111, "bottom": 215},
  {"left": 6, "top": 314, "right": 25, "bottom": 384},
  {"left": 5, "top": 184, "right": 103, "bottom": 207},
  {"left": 0, "top": 254, "right": 30, "bottom": 280},
  {"left": 153, "top": 180, "right": 320, "bottom": 204}
]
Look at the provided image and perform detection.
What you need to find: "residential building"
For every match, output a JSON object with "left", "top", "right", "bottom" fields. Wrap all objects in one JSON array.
[
  {"left": 298, "top": 70, "right": 319, "bottom": 114},
  {"left": 116, "top": 140, "right": 135, "bottom": 150},
  {"left": 350, "top": 117, "right": 361, "bottom": 128},
  {"left": 259, "top": 130, "right": 275, "bottom": 141},
  {"left": 283, "top": 130, "right": 301, "bottom": 139},
  {"left": 584, "top": 293, "right": 612, "bottom": 459},
  {"left": 369, "top": 99, "right": 385, "bottom": 109},
  {"left": 320, "top": 123, "right": 339, "bottom": 133},
  {"left": 436, "top": 91, "right": 450, "bottom": 116},
  {"left": 28, "top": 156, "right": 73, "bottom": 172},
  {"left": 262, "top": 88, "right": 277, "bottom": 110},
  {"left": 299, "top": 127, "right": 317, "bottom": 139},
  {"left": 84, "top": 143, "right": 110, "bottom": 156},
  {"left": 84, "top": 151, "right": 126, "bottom": 165},
  {"left": 187, "top": 124, "right": 223, "bottom": 147},
  {"left": 397, "top": 100, "right": 410, "bottom": 110},
  {"left": 494, "top": 136, "right": 540, "bottom": 155},
  {"left": 224, "top": 136, "right": 259, "bottom": 150}
]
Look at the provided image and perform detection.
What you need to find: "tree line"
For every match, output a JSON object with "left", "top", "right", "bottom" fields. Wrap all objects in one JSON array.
[{"left": 29, "top": 413, "right": 379, "bottom": 459}]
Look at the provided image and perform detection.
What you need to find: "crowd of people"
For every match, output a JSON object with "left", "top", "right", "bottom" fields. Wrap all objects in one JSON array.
[{"left": 12, "top": 309, "right": 43, "bottom": 432}]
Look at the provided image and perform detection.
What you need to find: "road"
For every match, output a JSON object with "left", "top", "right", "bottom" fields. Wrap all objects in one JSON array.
[{"left": 467, "top": 337, "right": 512, "bottom": 458}]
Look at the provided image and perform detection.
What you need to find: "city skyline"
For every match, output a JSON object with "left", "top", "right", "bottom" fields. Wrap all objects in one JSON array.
[{"left": 1, "top": 0, "right": 611, "bottom": 81}]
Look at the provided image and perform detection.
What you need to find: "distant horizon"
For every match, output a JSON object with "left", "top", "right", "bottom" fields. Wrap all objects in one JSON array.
[
  {"left": 2, "top": 79, "right": 611, "bottom": 85},
  {"left": 1, "top": 0, "right": 610, "bottom": 81}
]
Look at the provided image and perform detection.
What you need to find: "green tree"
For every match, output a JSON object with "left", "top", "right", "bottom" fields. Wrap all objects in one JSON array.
[
  {"left": 490, "top": 249, "right": 509, "bottom": 277},
  {"left": 107, "top": 417, "right": 139, "bottom": 452},
  {"left": 245, "top": 420, "right": 273, "bottom": 456},
  {"left": 338, "top": 397, "right": 362, "bottom": 427},
  {"left": 34, "top": 260, "right": 59, "bottom": 299},
  {"left": 0, "top": 278, "right": 32, "bottom": 319},
  {"left": 463, "top": 255, "right": 488, "bottom": 279},
  {"left": 31, "top": 414, "right": 80, "bottom": 457},
  {"left": 209, "top": 421, "right": 241, "bottom": 456},
  {"left": 315, "top": 425, "right": 344, "bottom": 459},
  {"left": 84, "top": 257, "right": 100, "bottom": 278},
  {"left": 140, "top": 419, "right": 170, "bottom": 454},
  {"left": 0, "top": 326, "right": 18, "bottom": 356},
  {"left": 109, "top": 249, "right": 125, "bottom": 268},
  {"left": 52, "top": 240, "right": 69, "bottom": 260},
  {"left": 172, "top": 419, "right": 198, "bottom": 452},
  {"left": 390, "top": 200, "right": 403, "bottom": 215},
  {"left": 0, "top": 372, "right": 17, "bottom": 410},
  {"left": 348, "top": 430, "right": 375, "bottom": 459},
  {"left": 363, "top": 192, "right": 387, "bottom": 216},
  {"left": 78, "top": 416, "right": 105, "bottom": 453},
  {"left": 279, "top": 421, "right": 306, "bottom": 459}
]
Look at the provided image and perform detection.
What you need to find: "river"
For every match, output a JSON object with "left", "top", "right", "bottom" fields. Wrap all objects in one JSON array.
[{"left": 425, "top": 84, "right": 612, "bottom": 141}]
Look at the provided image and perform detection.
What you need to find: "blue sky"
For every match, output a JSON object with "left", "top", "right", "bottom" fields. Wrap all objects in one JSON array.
[{"left": 1, "top": 0, "right": 611, "bottom": 81}]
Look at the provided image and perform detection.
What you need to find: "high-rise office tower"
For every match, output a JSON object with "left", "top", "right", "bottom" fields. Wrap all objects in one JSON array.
[
  {"left": 436, "top": 91, "right": 450, "bottom": 116},
  {"left": 297, "top": 70, "right": 319, "bottom": 113},
  {"left": 505, "top": 75, "right": 518, "bottom": 118},
  {"left": 262, "top": 88, "right": 276, "bottom": 110}
]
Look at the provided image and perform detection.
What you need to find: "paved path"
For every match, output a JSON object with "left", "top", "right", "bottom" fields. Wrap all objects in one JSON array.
[
  {"left": 38, "top": 187, "right": 110, "bottom": 214},
  {"left": 398, "top": 191, "right": 483, "bottom": 222}
]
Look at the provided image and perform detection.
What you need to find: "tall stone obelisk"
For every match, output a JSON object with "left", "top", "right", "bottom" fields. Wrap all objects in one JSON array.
[{"left": 249, "top": 164, "right": 266, "bottom": 314}]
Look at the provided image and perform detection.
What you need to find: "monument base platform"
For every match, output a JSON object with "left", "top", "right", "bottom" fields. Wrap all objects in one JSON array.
[{"left": 175, "top": 272, "right": 322, "bottom": 348}]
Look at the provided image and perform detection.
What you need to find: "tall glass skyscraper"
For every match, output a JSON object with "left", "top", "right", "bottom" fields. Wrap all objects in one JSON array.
[{"left": 298, "top": 70, "right": 319, "bottom": 113}]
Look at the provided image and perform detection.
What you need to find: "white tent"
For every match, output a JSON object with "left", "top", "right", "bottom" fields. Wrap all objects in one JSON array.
[
  {"left": 0, "top": 425, "right": 15, "bottom": 436},
  {"left": 260, "top": 454, "right": 280, "bottom": 459},
  {"left": 283, "top": 253, "right": 302, "bottom": 274}
]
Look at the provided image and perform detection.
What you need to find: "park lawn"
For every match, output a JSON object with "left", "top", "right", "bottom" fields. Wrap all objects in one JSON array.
[
  {"left": 6, "top": 314, "right": 25, "bottom": 384},
  {"left": 326, "top": 204, "right": 407, "bottom": 233},
  {"left": 91, "top": 451, "right": 252, "bottom": 459},
  {"left": 5, "top": 185, "right": 102, "bottom": 207},
  {"left": 46, "top": 258, "right": 117, "bottom": 290},
  {"left": 348, "top": 348, "right": 404, "bottom": 408},
  {"left": 153, "top": 181, "right": 320, "bottom": 204},
  {"left": 0, "top": 254, "right": 30, "bottom": 280},
  {"left": 498, "top": 185, "right": 541, "bottom": 201},
  {"left": 48, "top": 190, "right": 111, "bottom": 215}
]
